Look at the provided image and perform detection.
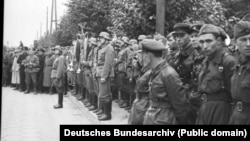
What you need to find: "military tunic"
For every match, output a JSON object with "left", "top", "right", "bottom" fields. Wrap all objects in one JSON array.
[
  {"left": 51, "top": 55, "right": 67, "bottom": 93},
  {"left": 229, "top": 57, "right": 250, "bottom": 124},
  {"left": 129, "top": 66, "right": 151, "bottom": 124},
  {"left": 24, "top": 54, "right": 40, "bottom": 85},
  {"left": 196, "top": 48, "right": 236, "bottom": 124},
  {"left": 96, "top": 43, "right": 115, "bottom": 101},
  {"left": 143, "top": 61, "right": 195, "bottom": 125}
]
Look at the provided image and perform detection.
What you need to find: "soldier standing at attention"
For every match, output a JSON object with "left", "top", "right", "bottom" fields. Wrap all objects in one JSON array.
[
  {"left": 172, "top": 23, "right": 199, "bottom": 92},
  {"left": 141, "top": 39, "right": 195, "bottom": 125},
  {"left": 53, "top": 46, "right": 67, "bottom": 109},
  {"left": 96, "top": 32, "right": 115, "bottom": 120},
  {"left": 196, "top": 24, "right": 236, "bottom": 124},
  {"left": 229, "top": 20, "right": 250, "bottom": 124},
  {"left": 23, "top": 49, "right": 40, "bottom": 94},
  {"left": 17, "top": 47, "right": 29, "bottom": 92},
  {"left": 128, "top": 50, "right": 151, "bottom": 124}
]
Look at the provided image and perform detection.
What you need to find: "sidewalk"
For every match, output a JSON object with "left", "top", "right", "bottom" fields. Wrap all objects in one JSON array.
[{"left": 67, "top": 92, "right": 130, "bottom": 124}]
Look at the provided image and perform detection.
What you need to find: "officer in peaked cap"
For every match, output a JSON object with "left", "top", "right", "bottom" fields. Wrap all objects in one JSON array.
[
  {"left": 196, "top": 24, "right": 236, "bottom": 124},
  {"left": 141, "top": 39, "right": 195, "bottom": 125},
  {"left": 173, "top": 23, "right": 192, "bottom": 35},
  {"left": 229, "top": 20, "right": 250, "bottom": 124},
  {"left": 171, "top": 23, "right": 200, "bottom": 102}
]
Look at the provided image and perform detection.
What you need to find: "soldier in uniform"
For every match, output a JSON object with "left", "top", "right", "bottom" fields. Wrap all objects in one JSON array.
[
  {"left": 83, "top": 37, "right": 99, "bottom": 111},
  {"left": 166, "top": 32, "right": 179, "bottom": 64},
  {"left": 52, "top": 46, "right": 67, "bottom": 109},
  {"left": 172, "top": 23, "right": 199, "bottom": 92},
  {"left": 141, "top": 39, "right": 195, "bottom": 125},
  {"left": 128, "top": 49, "right": 151, "bottom": 124},
  {"left": 23, "top": 49, "right": 40, "bottom": 94},
  {"left": 229, "top": 20, "right": 250, "bottom": 124},
  {"left": 196, "top": 24, "right": 236, "bottom": 124},
  {"left": 116, "top": 36, "right": 131, "bottom": 109},
  {"left": 17, "top": 47, "right": 28, "bottom": 91},
  {"left": 37, "top": 48, "right": 45, "bottom": 93},
  {"left": 2, "top": 46, "right": 10, "bottom": 87},
  {"left": 96, "top": 32, "right": 115, "bottom": 120}
]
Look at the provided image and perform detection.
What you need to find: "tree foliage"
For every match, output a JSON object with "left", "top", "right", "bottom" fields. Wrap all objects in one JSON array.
[{"left": 38, "top": 0, "right": 250, "bottom": 46}]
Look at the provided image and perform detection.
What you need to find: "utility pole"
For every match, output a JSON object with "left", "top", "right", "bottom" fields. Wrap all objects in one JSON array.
[
  {"left": 46, "top": 7, "right": 48, "bottom": 35},
  {"left": 156, "top": 0, "right": 166, "bottom": 36},
  {"left": 50, "top": 0, "right": 58, "bottom": 34},
  {"left": 40, "top": 22, "right": 42, "bottom": 39}
]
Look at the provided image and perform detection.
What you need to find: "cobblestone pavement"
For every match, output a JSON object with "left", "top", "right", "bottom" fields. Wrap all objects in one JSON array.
[{"left": 1, "top": 87, "right": 94, "bottom": 141}]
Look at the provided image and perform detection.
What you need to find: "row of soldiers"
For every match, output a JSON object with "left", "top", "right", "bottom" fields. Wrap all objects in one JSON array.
[
  {"left": 3, "top": 14, "right": 249, "bottom": 124},
  {"left": 55, "top": 15, "right": 250, "bottom": 123}
]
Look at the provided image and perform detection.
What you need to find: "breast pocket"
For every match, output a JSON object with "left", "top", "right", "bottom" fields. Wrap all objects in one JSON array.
[{"left": 205, "top": 78, "right": 223, "bottom": 94}]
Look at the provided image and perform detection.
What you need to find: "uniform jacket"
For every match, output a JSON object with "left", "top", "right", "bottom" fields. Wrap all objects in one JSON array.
[
  {"left": 231, "top": 56, "right": 250, "bottom": 103},
  {"left": 3, "top": 51, "right": 10, "bottom": 69},
  {"left": 96, "top": 44, "right": 115, "bottom": 78},
  {"left": 117, "top": 47, "right": 129, "bottom": 73},
  {"left": 51, "top": 55, "right": 67, "bottom": 79},
  {"left": 175, "top": 43, "right": 199, "bottom": 85},
  {"left": 148, "top": 61, "right": 194, "bottom": 124},
  {"left": 198, "top": 48, "right": 236, "bottom": 101},
  {"left": 24, "top": 54, "right": 40, "bottom": 73},
  {"left": 37, "top": 54, "right": 45, "bottom": 73},
  {"left": 17, "top": 52, "right": 28, "bottom": 70}
]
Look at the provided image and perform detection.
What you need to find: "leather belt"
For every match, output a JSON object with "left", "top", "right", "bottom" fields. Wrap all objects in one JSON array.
[{"left": 233, "top": 101, "right": 250, "bottom": 113}]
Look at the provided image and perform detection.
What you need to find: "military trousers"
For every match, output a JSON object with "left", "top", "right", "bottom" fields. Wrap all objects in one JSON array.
[
  {"left": 196, "top": 101, "right": 231, "bottom": 125},
  {"left": 25, "top": 72, "right": 37, "bottom": 85},
  {"left": 128, "top": 96, "right": 149, "bottom": 125},
  {"left": 2, "top": 68, "right": 8, "bottom": 85},
  {"left": 97, "top": 77, "right": 112, "bottom": 102},
  {"left": 52, "top": 76, "right": 65, "bottom": 93},
  {"left": 19, "top": 68, "right": 26, "bottom": 90}
]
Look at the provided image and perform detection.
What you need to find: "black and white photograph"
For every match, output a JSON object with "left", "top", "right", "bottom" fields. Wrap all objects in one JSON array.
[{"left": 2, "top": 0, "right": 250, "bottom": 140}]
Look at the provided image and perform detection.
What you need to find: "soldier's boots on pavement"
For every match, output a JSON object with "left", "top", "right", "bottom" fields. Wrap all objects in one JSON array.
[
  {"left": 98, "top": 101, "right": 112, "bottom": 121},
  {"left": 14, "top": 84, "right": 19, "bottom": 90},
  {"left": 120, "top": 101, "right": 129, "bottom": 108},
  {"left": 54, "top": 92, "right": 63, "bottom": 109},
  {"left": 87, "top": 94, "right": 98, "bottom": 111},
  {"left": 96, "top": 101, "right": 104, "bottom": 115},
  {"left": 24, "top": 85, "right": 30, "bottom": 94}
]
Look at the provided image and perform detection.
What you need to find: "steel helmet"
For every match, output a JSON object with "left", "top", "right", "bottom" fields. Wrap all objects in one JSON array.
[{"left": 99, "top": 32, "right": 110, "bottom": 40}]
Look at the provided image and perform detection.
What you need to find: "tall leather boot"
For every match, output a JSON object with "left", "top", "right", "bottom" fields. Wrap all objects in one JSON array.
[
  {"left": 84, "top": 91, "right": 92, "bottom": 108},
  {"left": 93, "top": 96, "right": 101, "bottom": 113},
  {"left": 82, "top": 88, "right": 89, "bottom": 104},
  {"left": 24, "top": 84, "right": 30, "bottom": 94},
  {"left": 88, "top": 93, "right": 97, "bottom": 111},
  {"left": 96, "top": 99, "right": 104, "bottom": 115},
  {"left": 54, "top": 92, "right": 63, "bottom": 109},
  {"left": 14, "top": 84, "right": 19, "bottom": 90},
  {"left": 76, "top": 86, "right": 83, "bottom": 100},
  {"left": 98, "top": 100, "right": 112, "bottom": 121}
]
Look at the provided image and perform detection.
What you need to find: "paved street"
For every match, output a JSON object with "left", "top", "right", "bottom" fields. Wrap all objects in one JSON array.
[{"left": 1, "top": 87, "right": 94, "bottom": 141}]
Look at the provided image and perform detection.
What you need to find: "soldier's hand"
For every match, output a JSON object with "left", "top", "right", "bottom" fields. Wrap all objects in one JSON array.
[{"left": 101, "top": 78, "right": 106, "bottom": 83}]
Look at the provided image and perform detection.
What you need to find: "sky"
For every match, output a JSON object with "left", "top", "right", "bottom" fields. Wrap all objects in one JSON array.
[{"left": 4, "top": 0, "right": 68, "bottom": 47}]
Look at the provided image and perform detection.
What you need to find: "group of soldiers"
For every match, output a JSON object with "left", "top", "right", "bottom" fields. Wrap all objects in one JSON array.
[{"left": 2, "top": 14, "right": 250, "bottom": 124}]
